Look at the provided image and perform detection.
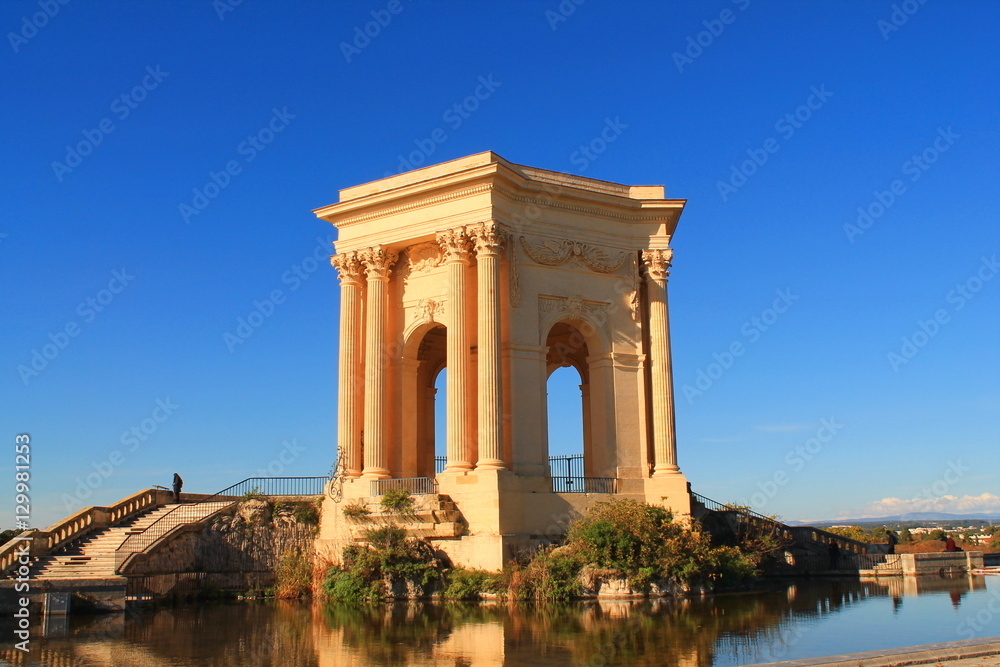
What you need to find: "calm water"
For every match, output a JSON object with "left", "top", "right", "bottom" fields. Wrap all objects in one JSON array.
[{"left": 2, "top": 576, "right": 997, "bottom": 666}]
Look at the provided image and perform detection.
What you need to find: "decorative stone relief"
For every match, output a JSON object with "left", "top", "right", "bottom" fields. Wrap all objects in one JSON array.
[
  {"left": 435, "top": 228, "right": 472, "bottom": 263},
  {"left": 469, "top": 221, "right": 508, "bottom": 255},
  {"left": 520, "top": 236, "right": 627, "bottom": 274},
  {"left": 402, "top": 242, "right": 443, "bottom": 278},
  {"left": 412, "top": 298, "right": 445, "bottom": 324},
  {"left": 538, "top": 294, "right": 611, "bottom": 340},
  {"left": 509, "top": 242, "right": 521, "bottom": 308},
  {"left": 330, "top": 251, "right": 364, "bottom": 284},
  {"left": 641, "top": 248, "right": 673, "bottom": 281},
  {"left": 627, "top": 254, "right": 640, "bottom": 322},
  {"left": 359, "top": 246, "right": 399, "bottom": 279}
]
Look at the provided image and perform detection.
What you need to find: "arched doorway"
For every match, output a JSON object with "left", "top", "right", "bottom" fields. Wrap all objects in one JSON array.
[
  {"left": 401, "top": 323, "right": 446, "bottom": 479},
  {"left": 544, "top": 321, "right": 594, "bottom": 480}
]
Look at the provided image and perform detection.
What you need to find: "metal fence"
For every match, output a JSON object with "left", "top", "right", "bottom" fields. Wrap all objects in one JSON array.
[
  {"left": 370, "top": 477, "right": 437, "bottom": 496},
  {"left": 551, "top": 477, "right": 617, "bottom": 494},
  {"left": 115, "top": 477, "right": 325, "bottom": 572},
  {"left": 548, "top": 455, "right": 584, "bottom": 478}
]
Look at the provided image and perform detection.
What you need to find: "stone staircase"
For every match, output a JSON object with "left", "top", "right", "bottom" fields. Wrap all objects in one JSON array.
[
  {"left": 33, "top": 501, "right": 232, "bottom": 580},
  {"left": 352, "top": 494, "right": 464, "bottom": 539}
]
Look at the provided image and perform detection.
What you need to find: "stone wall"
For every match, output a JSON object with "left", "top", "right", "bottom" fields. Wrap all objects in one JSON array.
[{"left": 128, "top": 499, "right": 319, "bottom": 597}]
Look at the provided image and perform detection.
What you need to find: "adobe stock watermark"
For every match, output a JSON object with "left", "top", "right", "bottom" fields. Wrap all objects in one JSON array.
[
  {"left": 384, "top": 75, "right": 502, "bottom": 177},
  {"left": 223, "top": 235, "right": 334, "bottom": 352},
  {"left": 877, "top": 0, "right": 930, "bottom": 41},
  {"left": 61, "top": 398, "right": 181, "bottom": 511},
  {"left": 17, "top": 268, "right": 135, "bottom": 385},
  {"left": 340, "top": 0, "right": 410, "bottom": 63},
  {"left": 179, "top": 106, "right": 295, "bottom": 224},
  {"left": 672, "top": 0, "right": 751, "bottom": 73},
  {"left": 843, "top": 126, "right": 959, "bottom": 243},
  {"left": 957, "top": 586, "right": 1000, "bottom": 640},
  {"left": 7, "top": 0, "right": 70, "bottom": 54},
  {"left": 886, "top": 255, "right": 997, "bottom": 371},
  {"left": 51, "top": 65, "right": 169, "bottom": 182},
  {"left": 716, "top": 84, "right": 833, "bottom": 201},
  {"left": 739, "top": 418, "right": 845, "bottom": 512},
  {"left": 213, "top": 0, "right": 246, "bottom": 21},
  {"left": 570, "top": 117, "right": 628, "bottom": 172},
  {"left": 682, "top": 288, "right": 800, "bottom": 403},
  {"left": 258, "top": 438, "right": 307, "bottom": 476},
  {"left": 544, "top": 0, "right": 586, "bottom": 31}
]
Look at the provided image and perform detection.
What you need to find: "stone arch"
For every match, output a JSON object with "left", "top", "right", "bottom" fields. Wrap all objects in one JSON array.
[
  {"left": 542, "top": 320, "right": 614, "bottom": 478},
  {"left": 400, "top": 321, "right": 447, "bottom": 479}
]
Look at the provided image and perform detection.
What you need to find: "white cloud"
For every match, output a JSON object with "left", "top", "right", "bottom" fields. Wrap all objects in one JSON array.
[{"left": 855, "top": 492, "right": 1000, "bottom": 518}]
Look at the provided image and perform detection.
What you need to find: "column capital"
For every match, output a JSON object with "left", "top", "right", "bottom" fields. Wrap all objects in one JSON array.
[
  {"left": 436, "top": 227, "right": 473, "bottom": 263},
  {"left": 641, "top": 248, "right": 673, "bottom": 281},
  {"left": 469, "top": 221, "right": 508, "bottom": 256},
  {"left": 359, "top": 246, "right": 398, "bottom": 280},
  {"left": 330, "top": 251, "right": 365, "bottom": 285}
]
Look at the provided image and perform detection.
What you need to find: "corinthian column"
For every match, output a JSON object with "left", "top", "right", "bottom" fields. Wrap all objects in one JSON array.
[
  {"left": 436, "top": 228, "right": 474, "bottom": 472},
  {"left": 642, "top": 248, "right": 681, "bottom": 476},
  {"left": 470, "top": 221, "right": 507, "bottom": 471},
  {"left": 330, "top": 251, "right": 365, "bottom": 478},
  {"left": 359, "top": 245, "right": 398, "bottom": 480}
]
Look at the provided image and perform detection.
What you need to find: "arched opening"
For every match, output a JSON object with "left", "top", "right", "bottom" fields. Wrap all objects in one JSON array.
[
  {"left": 545, "top": 321, "right": 593, "bottom": 482},
  {"left": 547, "top": 365, "right": 584, "bottom": 477},
  {"left": 403, "top": 323, "right": 446, "bottom": 479},
  {"left": 434, "top": 367, "right": 447, "bottom": 474}
]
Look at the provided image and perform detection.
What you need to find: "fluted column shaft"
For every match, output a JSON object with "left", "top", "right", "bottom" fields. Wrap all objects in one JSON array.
[
  {"left": 360, "top": 246, "right": 397, "bottom": 480},
  {"left": 643, "top": 248, "right": 681, "bottom": 476},
  {"left": 471, "top": 222, "right": 507, "bottom": 470},
  {"left": 437, "top": 228, "right": 474, "bottom": 472},
  {"left": 331, "top": 252, "right": 365, "bottom": 478}
]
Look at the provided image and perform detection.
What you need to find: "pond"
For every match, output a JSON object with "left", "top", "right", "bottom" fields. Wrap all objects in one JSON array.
[{"left": 1, "top": 575, "right": 997, "bottom": 666}]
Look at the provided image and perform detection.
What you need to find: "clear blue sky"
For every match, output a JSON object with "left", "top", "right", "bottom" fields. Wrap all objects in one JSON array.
[{"left": 2, "top": 1, "right": 997, "bottom": 528}]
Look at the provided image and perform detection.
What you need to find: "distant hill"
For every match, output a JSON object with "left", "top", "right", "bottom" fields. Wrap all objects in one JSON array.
[{"left": 788, "top": 512, "right": 1000, "bottom": 526}]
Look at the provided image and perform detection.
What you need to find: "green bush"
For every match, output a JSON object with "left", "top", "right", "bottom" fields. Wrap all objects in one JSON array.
[
  {"left": 380, "top": 488, "right": 416, "bottom": 515},
  {"left": 566, "top": 498, "right": 757, "bottom": 589},
  {"left": 294, "top": 502, "right": 320, "bottom": 526},
  {"left": 323, "top": 524, "right": 445, "bottom": 605},
  {"left": 275, "top": 548, "right": 312, "bottom": 599},
  {"left": 342, "top": 500, "right": 371, "bottom": 519},
  {"left": 444, "top": 568, "right": 502, "bottom": 600}
]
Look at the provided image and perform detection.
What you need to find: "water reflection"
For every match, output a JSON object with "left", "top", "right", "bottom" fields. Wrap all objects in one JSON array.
[{"left": 0, "top": 575, "right": 992, "bottom": 667}]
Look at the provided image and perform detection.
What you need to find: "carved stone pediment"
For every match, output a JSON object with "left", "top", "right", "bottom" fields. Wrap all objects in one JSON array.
[{"left": 520, "top": 236, "right": 627, "bottom": 274}]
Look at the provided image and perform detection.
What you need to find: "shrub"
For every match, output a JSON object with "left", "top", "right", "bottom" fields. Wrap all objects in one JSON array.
[
  {"left": 323, "top": 525, "right": 445, "bottom": 604},
  {"left": 342, "top": 500, "right": 371, "bottom": 519},
  {"left": 505, "top": 549, "right": 583, "bottom": 602},
  {"left": 444, "top": 568, "right": 502, "bottom": 601},
  {"left": 294, "top": 502, "right": 320, "bottom": 526},
  {"left": 380, "top": 488, "right": 416, "bottom": 515},
  {"left": 567, "top": 498, "right": 757, "bottom": 589},
  {"left": 275, "top": 548, "right": 313, "bottom": 599},
  {"left": 240, "top": 487, "right": 268, "bottom": 504}
]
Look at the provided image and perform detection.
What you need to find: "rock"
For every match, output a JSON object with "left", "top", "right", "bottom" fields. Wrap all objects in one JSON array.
[{"left": 237, "top": 499, "right": 272, "bottom": 526}]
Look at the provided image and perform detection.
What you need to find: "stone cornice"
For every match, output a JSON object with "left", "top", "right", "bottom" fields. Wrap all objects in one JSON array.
[{"left": 316, "top": 171, "right": 683, "bottom": 230}]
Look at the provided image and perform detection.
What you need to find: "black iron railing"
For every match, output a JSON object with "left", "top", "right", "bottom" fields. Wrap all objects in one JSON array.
[
  {"left": 370, "top": 477, "right": 437, "bottom": 496},
  {"left": 691, "top": 492, "right": 871, "bottom": 555},
  {"left": 434, "top": 454, "right": 586, "bottom": 478},
  {"left": 548, "top": 454, "right": 584, "bottom": 478},
  {"left": 114, "top": 476, "right": 326, "bottom": 572},
  {"left": 551, "top": 477, "right": 617, "bottom": 494}
]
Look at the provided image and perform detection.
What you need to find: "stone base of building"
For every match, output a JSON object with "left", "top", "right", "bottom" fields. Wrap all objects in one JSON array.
[{"left": 317, "top": 471, "right": 692, "bottom": 572}]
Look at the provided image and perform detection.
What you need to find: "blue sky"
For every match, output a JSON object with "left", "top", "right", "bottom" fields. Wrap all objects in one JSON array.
[{"left": 1, "top": 0, "right": 997, "bottom": 528}]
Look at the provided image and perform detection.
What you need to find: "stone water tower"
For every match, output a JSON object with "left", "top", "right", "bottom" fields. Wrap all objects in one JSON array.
[{"left": 314, "top": 152, "right": 691, "bottom": 570}]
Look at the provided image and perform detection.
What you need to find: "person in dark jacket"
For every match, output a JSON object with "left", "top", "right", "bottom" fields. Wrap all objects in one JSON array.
[{"left": 172, "top": 473, "right": 183, "bottom": 503}]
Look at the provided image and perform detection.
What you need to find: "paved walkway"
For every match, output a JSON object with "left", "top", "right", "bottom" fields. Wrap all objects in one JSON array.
[{"left": 747, "top": 636, "right": 1000, "bottom": 667}]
